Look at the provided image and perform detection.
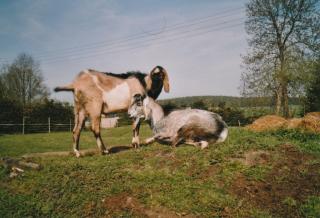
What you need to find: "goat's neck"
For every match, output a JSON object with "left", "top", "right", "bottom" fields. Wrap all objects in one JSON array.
[{"left": 148, "top": 99, "right": 164, "bottom": 130}]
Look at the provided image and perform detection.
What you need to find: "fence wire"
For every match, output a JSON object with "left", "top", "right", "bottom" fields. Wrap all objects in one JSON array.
[{"left": 0, "top": 118, "right": 73, "bottom": 134}]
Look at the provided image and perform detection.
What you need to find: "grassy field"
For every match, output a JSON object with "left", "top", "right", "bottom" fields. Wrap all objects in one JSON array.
[{"left": 0, "top": 125, "right": 320, "bottom": 217}]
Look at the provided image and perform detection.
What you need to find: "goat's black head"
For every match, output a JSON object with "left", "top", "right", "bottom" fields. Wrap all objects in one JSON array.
[{"left": 146, "top": 66, "right": 170, "bottom": 99}]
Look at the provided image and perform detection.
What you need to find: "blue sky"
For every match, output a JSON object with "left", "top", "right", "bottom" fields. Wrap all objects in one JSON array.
[{"left": 0, "top": 0, "right": 248, "bottom": 102}]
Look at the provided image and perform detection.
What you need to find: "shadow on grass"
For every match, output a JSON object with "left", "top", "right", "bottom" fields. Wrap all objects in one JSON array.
[
  {"left": 19, "top": 144, "right": 147, "bottom": 158},
  {"left": 108, "top": 145, "right": 132, "bottom": 154},
  {"left": 108, "top": 143, "right": 152, "bottom": 154}
]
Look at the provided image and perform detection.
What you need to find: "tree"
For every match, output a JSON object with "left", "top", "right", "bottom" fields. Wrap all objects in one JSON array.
[
  {"left": 0, "top": 53, "right": 49, "bottom": 107},
  {"left": 191, "top": 100, "right": 207, "bottom": 110},
  {"left": 305, "top": 61, "right": 320, "bottom": 112},
  {"left": 241, "top": 0, "right": 320, "bottom": 117},
  {"left": 27, "top": 99, "right": 73, "bottom": 123},
  {"left": 161, "top": 102, "right": 178, "bottom": 115},
  {"left": 0, "top": 65, "right": 10, "bottom": 100}
]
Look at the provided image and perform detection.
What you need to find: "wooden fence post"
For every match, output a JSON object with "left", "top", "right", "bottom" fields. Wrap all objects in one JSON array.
[
  {"left": 22, "top": 116, "right": 25, "bottom": 135},
  {"left": 48, "top": 117, "right": 51, "bottom": 133}
]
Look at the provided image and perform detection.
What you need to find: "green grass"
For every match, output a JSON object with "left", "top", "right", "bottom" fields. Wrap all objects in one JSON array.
[
  {"left": 0, "top": 126, "right": 319, "bottom": 217},
  {"left": 0, "top": 125, "right": 153, "bottom": 157},
  {"left": 301, "top": 196, "right": 320, "bottom": 218}
]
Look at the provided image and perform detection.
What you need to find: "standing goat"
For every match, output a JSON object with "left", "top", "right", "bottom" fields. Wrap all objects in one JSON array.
[
  {"left": 128, "top": 94, "right": 228, "bottom": 149},
  {"left": 55, "top": 66, "right": 169, "bottom": 157}
]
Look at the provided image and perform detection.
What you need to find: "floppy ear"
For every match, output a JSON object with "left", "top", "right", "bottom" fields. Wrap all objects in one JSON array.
[
  {"left": 144, "top": 74, "right": 152, "bottom": 91},
  {"left": 150, "top": 66, "right": 170, "bottom": 93},
  {"left": 161, "top": 67, "right": 170, "bottom": 93}
]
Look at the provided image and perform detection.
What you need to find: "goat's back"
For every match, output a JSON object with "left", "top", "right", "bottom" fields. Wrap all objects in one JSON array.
[{"left": 157, "top": 109, "right": 228, "bottom": 142}]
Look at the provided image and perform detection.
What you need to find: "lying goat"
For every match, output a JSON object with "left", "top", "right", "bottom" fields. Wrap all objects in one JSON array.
[
  {"left": 55, "top": 66, "right": 169, "bottom": 157},
  {"left": 128, "top": 94, "right": 228, "bottom": 149}
]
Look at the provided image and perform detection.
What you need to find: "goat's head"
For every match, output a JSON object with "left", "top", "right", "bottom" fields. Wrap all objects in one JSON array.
[
  {"left": 128, "top": 93, "right": 146, "bottom": 120},
  {"left": 128, "top": 93, "right": 155, "bottom": 122},
  {"left": 145, "top": 66, "right": 170, "bottom": 99}
]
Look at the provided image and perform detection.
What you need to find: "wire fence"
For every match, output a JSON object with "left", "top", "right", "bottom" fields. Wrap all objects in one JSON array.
[{"left": 0, "top": 117, "right": 73, "bottom": 134}]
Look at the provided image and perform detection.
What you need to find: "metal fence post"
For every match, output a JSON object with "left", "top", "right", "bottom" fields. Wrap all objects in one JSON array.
[
  {"left": 69, "top": 119, "right": 72, "bottom": 132},
  {"left": 48, "top": 117, "right": 51, "bottom": 133}
]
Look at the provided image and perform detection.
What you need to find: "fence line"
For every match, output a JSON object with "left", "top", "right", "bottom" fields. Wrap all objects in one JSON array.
[{"left": 0, "top": 117, "right": 73, "bottom": 134}]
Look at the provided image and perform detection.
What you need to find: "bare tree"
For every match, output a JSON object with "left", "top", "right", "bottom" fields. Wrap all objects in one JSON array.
[
  {"left": 0, "top": 53, "right": 49, "bottom": 106},
  {"left": 0, "top": 65, "right": 10, "bottom": 100},
  {"left": 241, "top": 0, "right": 320, "bottom": 117}
]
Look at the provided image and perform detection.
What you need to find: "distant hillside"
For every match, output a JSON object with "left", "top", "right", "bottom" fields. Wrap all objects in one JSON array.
[{"left": 158, "top": 96, "right": 301, "bottom": 108}]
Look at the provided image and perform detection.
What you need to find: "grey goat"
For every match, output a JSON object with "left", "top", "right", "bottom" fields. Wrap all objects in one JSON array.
[{"left": 128, "top": 94, "right": 228, "bottom": 149}]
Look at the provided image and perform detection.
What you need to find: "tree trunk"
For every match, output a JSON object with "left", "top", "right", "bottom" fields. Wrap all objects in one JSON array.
[
  {"left": 275, "top": 85, "right": 282, "bottom": 115},
  {"left": 282, "top": 83, "right": 289, "bottom": 118}
]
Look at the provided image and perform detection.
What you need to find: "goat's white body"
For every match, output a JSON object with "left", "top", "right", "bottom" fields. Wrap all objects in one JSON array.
[
  {"left": 138, "top": 97, "right": 228, "bottom": 147},
  {"left": 84, "top": 71, "right": 141, "bottom": 113},
  {"left": 102, "top": 83, "right": 131, "bottom": 111},
  {"left": 154, "top": 109, "right": 228, "bottom": 144}
]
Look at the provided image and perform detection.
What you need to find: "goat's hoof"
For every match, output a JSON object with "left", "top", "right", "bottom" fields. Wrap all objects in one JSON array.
[
  {"left": 101, "top": 150, "right": 109, "bottom": 155},
  {"left": 131, "top": 143, "right": 140, "bottom": 149},
  {"left": 200, "top": 141, "right": 209, "bottom": 150},
  {"left": 74, "top": 150, "right": 81, "bottom": 158}
]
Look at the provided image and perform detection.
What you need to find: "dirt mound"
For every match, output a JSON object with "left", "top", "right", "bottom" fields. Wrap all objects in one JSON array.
[
  {"left": 247, "top": 112, "right": 320, "bottom": 133},
  {"left": 230, "top": 144, "right": 320, "bottom": 217},
  {"left": 246, "top": 115, "right": 288, "bottom": 132}
]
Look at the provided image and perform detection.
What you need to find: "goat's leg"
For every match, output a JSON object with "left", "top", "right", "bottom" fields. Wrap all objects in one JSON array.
[
  {"left": 90, "top": 115, "right": 108, "bottom": 155},
  {"left": 72, "top": 110, "right": 86, "bottom": 158},
  {"left": 142, "top": 133, "right": 164, "bottom": 145},
  {"left": 171, "top": 136, "right": 182, "bottom": 148},
  {"left": 131, "top": 118, "right": 141, "bottom": 148},
  {"left": 185, "top": 140, "right": 199, "bottom": 147},
  {"left": 199, "top": 141, "right": 209, "bottom": 149},
  {"left": 185, "top": 140, "right": 208, "bottom": 149},
  {"left": 143, "top": 133, "right": 170, "bottom": 146},
  {"left": 143, "top": 136, "right": 156, "bottom": 145}
]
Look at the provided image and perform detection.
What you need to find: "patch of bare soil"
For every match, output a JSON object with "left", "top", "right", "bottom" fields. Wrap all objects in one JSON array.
[
  {"left": 21, "top": 145, "right": 133, "bottom": 158},
  {"left": 230, "top": 144, "right": 320, "bottom": 218},
  {"left": 101, "top": 193, "right": 195, "bottom": 218},
  {"left": 21, "top": 149, "right": 100, "bottom": 158},
  {"left": 230, "top": 150, "right": 270, "bottom": 167}
]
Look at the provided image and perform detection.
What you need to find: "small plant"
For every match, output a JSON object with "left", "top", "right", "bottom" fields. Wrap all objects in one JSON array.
[{"left": 283, "top": 197, "right": 297, "bottom": 207}]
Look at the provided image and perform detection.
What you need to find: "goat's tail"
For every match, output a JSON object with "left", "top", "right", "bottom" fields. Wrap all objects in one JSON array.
[
  {"left": 217, "top": 127, "right": 228, "bottom": 143},
  {"left": 54, "top": 84, "right": 74, "bottom": 92}
]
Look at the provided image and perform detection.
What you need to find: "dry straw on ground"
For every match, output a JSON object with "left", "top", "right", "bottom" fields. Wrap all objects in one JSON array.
[
  {"left": 246, "top": 112, "right": 320, "bottom": 133},
  {"left": 246, "top": 115, "right": 288, "bottom": 132}
]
